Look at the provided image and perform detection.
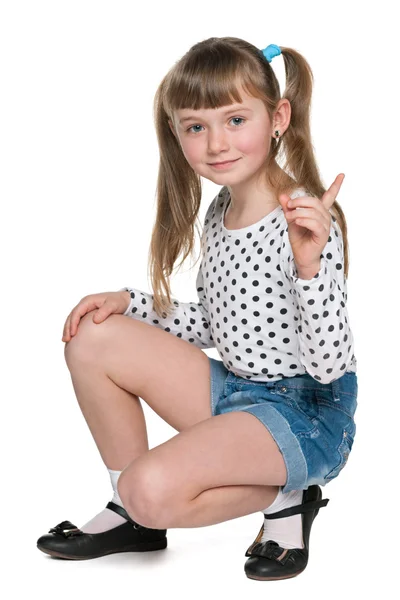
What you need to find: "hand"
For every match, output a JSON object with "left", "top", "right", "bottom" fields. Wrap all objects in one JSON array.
[
  {"left": 279, "top": 174, "right": 345, "bottom": 276},
  {"left": 62, "top": 291, "right": 131, "bottom": 343}
]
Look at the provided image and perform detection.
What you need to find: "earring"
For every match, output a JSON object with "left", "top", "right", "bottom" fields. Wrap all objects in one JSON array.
[{"left": 274, "top": 129, "right": 280, "bottom": 141}]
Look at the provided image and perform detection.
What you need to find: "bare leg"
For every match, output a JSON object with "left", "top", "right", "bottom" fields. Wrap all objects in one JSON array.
[
  {"left": 66, "top": 358, "right": 149, "bottom": 471},
  {"left": 63, "top": 311, "right": 214, "bottom": 470},
  {"left": 63, "top": 354, "right": 155, "bottom": 533},
  {"left": 62, "top": 314, "right": 297, "bottom": 544},
  {"left": 65, "top": 358, "right": 280, "bottom": 526}
]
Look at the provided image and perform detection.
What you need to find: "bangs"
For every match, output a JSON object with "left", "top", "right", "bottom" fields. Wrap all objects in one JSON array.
[{"left": 164, "top": 48, "right": 266, "bottom": 114}]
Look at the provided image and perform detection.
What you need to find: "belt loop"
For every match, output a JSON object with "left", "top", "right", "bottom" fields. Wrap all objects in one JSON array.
[{"left": 331, "top": 379, "right": 340, "bottom": 402}]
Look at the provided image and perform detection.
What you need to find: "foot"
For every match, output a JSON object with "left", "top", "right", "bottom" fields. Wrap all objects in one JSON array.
[
  {"left": 244, "top": 485, "right": 329, "bottom": 580},
  {"left": 36, "top": 502, "right": 167, "bottom": 560}
]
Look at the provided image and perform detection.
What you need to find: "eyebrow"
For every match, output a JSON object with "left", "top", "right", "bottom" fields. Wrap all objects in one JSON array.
[{"left": 178, "top": 106, "right": 253, "bottom": 124}]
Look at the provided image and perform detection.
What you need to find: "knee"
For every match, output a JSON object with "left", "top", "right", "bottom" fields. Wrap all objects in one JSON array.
[
  {"left": 64, "top": 310, "right": 109, "bottom": 365},
  {"left": 117, "top": 465, "right": 168, "bottom": 529}
]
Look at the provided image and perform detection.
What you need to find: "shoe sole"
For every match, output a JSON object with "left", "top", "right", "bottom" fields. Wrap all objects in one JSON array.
[
  {"left": 245, "top": 498, "right": 322, "bottom": 581},
  {"left": 246, "top": 568, "right": 306, "bottom": 581},
  {"left": 37, "top": 537, "right": 167, "bottom": 560}
]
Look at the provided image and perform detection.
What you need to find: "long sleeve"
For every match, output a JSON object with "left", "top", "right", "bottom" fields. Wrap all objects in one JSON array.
[
  {"left": 284, "top": 215, "right": 356, "bottom": 384},
  {"left": 119, "top": 196, "right": 218, "bottom": 349},
  {"left": 118, "top": 264, "right": 214, "bottom": 349}
]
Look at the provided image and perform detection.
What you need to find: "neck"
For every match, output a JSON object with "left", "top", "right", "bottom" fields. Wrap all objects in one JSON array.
[{"left": 226, "top": 167, "right": 295, "bottom": 219}]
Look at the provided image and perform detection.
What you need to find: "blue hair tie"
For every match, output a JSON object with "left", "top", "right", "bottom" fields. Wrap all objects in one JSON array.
[{"left": 261, "top": 44, "right": 281, "bottom": 63}]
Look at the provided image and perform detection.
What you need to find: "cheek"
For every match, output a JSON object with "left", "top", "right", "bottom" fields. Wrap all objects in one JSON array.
[
  {"left": 237, "top": 130, "right": 270, "bottom": 156},
  {"left": 180, "top": 138, "right": 202, "bottom": 163}
]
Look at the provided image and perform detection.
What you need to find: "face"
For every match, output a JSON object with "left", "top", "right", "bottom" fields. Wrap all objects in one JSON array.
[{"left": 169, "top": 87, "right": 282, "bottom": 184}]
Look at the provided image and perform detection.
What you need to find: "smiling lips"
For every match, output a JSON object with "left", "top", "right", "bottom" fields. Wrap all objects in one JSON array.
[
  {"left": 209, "top": 158, "right": 240, "bottom": 168},
  {"left": 210, "top": 158, "right": 239, "bottom": 165}
]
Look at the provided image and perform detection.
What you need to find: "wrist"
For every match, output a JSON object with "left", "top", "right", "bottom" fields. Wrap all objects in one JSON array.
[
  {"left": 121, "top": 290, "right": 131, "bottom": 310},
  {"left": 295, "top": 261, "right": 321, "bottom": 280}
]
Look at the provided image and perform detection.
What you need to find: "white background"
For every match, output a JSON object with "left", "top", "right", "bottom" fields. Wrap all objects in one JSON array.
[{"left": 1, "top": 0, "right": 397, "bottom": 597}]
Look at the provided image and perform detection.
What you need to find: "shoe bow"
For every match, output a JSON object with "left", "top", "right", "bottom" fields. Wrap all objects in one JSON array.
[
  {"left": 245, "top": 540, "right": 292, "bottom": 565},
  {"left": 48, "top": 520, "right": 84, "bottom": 538}
]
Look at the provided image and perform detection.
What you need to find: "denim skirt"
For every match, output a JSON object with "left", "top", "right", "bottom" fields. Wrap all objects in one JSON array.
[{"left": 208, "top": 357, "right": 358, "bottom": 493}]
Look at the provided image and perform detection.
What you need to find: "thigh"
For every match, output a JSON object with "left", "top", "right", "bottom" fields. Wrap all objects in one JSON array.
[
  {"left": 64, "top": 310, "right": 213, "bottom": 432},
  {"left": 120, "top": 410, "right": 287, "bottom": 524},
  {"left": 208, "top": 369, "right": 359, "bottom": 492}
]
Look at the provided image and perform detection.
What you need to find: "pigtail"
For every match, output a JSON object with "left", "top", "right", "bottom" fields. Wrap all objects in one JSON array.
[
  {"left": 148, "top": 77, "right": 203, "bottom": 319},
  {"left": 279, "top": 47, "right": 349, "bottom": 279}
]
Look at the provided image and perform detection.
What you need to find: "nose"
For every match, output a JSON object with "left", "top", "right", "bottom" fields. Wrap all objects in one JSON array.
[{"left": 207, "top": 127, "right": 230, "bottom": 154}]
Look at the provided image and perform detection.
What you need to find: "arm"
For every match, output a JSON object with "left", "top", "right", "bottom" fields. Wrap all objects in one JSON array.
[
  {"left": 285, "top": 217, "right": 356, "bottom": 384},
  {"left": 118, "top": 195, "right": 218, "bottom": 350},
  {"left": 118, "top": 264, "right": 214, "bottom": 349}
]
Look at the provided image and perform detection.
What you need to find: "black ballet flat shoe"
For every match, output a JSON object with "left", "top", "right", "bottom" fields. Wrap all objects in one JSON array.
[
  {"left": 36, "top": 501, "right": 167, "bottom": 560},
  {"left": 244, "top": 484, "right": 329, "bottom": 581}
]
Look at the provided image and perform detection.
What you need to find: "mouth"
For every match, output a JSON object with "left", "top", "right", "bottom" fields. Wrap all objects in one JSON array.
[{"left": 208, "top": 158, "right": 240, "bottom": 166}]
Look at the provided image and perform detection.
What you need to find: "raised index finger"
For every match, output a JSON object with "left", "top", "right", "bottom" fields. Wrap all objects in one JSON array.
[{"left": 322, "top": 173, "right": 345, "bottom": 209}]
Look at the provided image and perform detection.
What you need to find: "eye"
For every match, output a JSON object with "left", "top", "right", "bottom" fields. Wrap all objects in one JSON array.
[{"left": 186, "top": 117, "right": 246, "bottom": 134}]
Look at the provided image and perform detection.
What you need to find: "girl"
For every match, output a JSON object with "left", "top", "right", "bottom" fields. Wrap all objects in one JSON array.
[{"left": 37, "top": 38, "right": 358, "bottom": 581}]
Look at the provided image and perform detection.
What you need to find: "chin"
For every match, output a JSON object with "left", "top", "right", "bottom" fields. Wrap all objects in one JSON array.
[
  {"left": 208, "top": 174, "right": 238, "bottom": 185},
  {"left": 207, "top": 168, "right": 243, "bottom": 178}
]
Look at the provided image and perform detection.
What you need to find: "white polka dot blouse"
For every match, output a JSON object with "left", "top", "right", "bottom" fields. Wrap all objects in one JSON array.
[{"left": 120, "top": 186, "right": 357, "bottom": 384}]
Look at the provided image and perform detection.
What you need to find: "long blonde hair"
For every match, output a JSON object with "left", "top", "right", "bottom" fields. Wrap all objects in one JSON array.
[{"left": 148, "top": 37, "right": 350, "bottom": 319}]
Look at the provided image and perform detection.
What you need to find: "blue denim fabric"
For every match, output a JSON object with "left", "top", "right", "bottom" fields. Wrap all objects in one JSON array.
[{"left": 208, "top": 357, "right": 358, "bottom": 493}]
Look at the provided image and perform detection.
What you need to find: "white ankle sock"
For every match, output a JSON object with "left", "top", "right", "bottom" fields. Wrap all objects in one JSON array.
[
  {"left": 80, "top": 468, "right": 129, "bottom": 534},
  {"left": 260, "top": 487, "right": 304, "bottom": 549}
]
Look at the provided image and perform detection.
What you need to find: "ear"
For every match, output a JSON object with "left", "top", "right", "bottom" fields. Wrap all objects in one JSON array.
[{"left": 273, "top": 98, "right": 291, "bottom": 136}]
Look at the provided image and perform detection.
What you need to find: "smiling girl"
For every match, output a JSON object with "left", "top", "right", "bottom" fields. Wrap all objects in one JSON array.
[{"left": 38, "top": 38, "right": 357, "bottom": 582}]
